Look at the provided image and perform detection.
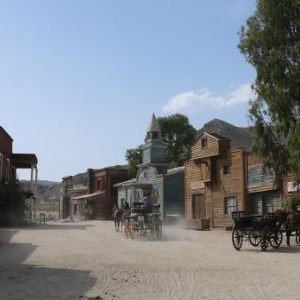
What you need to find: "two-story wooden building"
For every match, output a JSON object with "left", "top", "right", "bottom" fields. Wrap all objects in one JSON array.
[
  {"left": 0, "top": 126, "right": 38, "bottom": 222},
  {"left": 61, "top": 165, "right": 131, "bottom": 221},
  {"left": 185, "top": 118, "right": 286, "bottom": 229}
]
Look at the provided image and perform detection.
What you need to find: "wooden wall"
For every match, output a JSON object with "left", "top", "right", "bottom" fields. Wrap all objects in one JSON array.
[
  {"left": 192, "top": 134, "right": 220, "bottom": 159},
  {"left": 210, "top": 148, "right": 246, "bottom": 228},
  {"left": 185, "top": 148, "right": 247, "bottom": 228}
]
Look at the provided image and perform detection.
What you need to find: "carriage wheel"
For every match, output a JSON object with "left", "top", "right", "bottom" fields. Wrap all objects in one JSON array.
[
  {"left": 232, "top": 227, "right": 243, "bottom": 250},
  {"left": 269, "top": 230, "right": 283, "bottom": 248},
  {"left": 260, "top": 226, "right": 270, "bottom": 252},
  {"left": 249, "top": 229, "right": 260, "bottom": 247},
  {"left": 154, "top": 220, "right": 162, "bottom": 239}
]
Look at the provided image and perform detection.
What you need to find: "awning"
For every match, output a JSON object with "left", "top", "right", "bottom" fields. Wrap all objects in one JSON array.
[{"left": 70, "top": 191, "right": 104, "bottom": 201}]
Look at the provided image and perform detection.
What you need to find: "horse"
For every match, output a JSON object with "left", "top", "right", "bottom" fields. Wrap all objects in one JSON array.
[
  {"left": 112, "top": 206, "right": 124, "bottom": 232},
  {"left": 274, "top": 209, "right": 300, "bottom": 246},
  {"left": 286, "top": 211, "right": 300, "bottom": 246}
]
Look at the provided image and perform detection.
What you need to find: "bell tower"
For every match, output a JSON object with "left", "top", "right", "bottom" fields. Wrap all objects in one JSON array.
[{"left": 139, "top": 113, "right": 168, "bottom": 173}]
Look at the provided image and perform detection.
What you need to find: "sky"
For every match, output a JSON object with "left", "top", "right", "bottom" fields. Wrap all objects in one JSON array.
[{"left": 0, "top": 0, "right": 257, "bottom": 182}]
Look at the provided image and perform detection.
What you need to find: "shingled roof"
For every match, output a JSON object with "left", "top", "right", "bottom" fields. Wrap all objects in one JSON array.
[{"left": 197, "top": 118, "right": 254, "bottom": 152}]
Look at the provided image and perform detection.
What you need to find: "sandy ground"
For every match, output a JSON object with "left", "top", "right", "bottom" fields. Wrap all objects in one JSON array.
[{"left": 0, "top": 221, "right": 300, "bottom": 300}]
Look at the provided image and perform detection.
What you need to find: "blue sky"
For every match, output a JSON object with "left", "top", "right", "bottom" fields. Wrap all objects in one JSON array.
[{"left": 0, "top": 0, "right": 257, "bottom": 182}]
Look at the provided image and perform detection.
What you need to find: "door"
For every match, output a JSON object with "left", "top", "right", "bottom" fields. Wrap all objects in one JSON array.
[{"left": 192, "top": 194, "right": 206, "bottom": 219}]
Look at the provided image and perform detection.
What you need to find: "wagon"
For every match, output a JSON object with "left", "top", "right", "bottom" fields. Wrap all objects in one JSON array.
[
  {"left": 231, "top": 211, "right": 284, "bottom": 251},
  {"left": 124, "top": 203, "right": 162, "bottom": 240}
]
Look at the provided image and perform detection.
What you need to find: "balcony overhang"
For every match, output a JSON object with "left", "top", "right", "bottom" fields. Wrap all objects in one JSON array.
[{"left": 11, "top": 153, "right": 38, "bottom": 169}]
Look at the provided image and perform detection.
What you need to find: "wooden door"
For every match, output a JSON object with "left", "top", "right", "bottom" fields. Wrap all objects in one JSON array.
[{"left": 192, "top": 194, "right": 206, "bottom": 219}]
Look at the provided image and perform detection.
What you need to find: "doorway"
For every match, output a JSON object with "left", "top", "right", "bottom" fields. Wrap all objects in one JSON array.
[{"left": 192, "top": 194, "right": 206, "bottom": 219}]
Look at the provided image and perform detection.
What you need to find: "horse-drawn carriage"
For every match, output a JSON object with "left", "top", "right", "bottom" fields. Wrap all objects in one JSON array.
[
  {"left": 123, "top": 202, "right": 162, "bottom": 240},
  {"left": 231, "top": 211, "right": 285, "bottom": 251}
]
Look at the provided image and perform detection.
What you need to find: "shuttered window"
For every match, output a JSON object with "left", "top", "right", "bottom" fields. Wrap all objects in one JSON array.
[{"left": 224, "top": 196, "right": 237, "bottom": 215}]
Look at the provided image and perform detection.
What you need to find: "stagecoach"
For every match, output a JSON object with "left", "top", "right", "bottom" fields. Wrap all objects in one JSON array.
[
  {"left": 231, "top": 211, "right": 285, "bottom": 251},
  {"left": 124, "top": 202, "right": 162, "bottom": 240}
]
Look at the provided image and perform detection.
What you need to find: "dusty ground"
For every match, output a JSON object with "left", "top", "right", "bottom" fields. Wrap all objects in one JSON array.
[{"left": 0, "top": 220, "right": 300, "bottom": 300}]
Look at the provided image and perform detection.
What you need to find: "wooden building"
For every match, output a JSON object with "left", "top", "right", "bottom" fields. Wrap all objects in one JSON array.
[
  {"left": 185, "top": 119, "right": 253, "bottom": 229},
  {"left": 246, "top": 154, "right": 282, "bottom": 215},
  {"left": 0, "top": 126, "right": 38, "bottom": 222},
  {"left": 61, "top": 166, "right": 131, "bottom": 221},
  {"left": 185, "top": 118, "right": 290, "bottom": 229},
  {"left": 115, "top": 113, "right": 185, "bottom": 220}
]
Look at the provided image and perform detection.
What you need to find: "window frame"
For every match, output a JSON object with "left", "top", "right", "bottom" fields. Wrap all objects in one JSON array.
[
  {"left": 201, "top": 138, "right": 207, "bottom": 148},
  {"left": 224, "top": 196, "right": 237, "bottom": 215},
  {"left": 223, "top": 165, "right": 231, "bottom": 175}
]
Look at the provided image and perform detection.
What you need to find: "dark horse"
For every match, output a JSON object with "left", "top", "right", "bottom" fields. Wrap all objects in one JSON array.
[
  {"left": 286, "top": 211, "right": 300, "bottom": 246},
  {"left": 274, "top": 209, "right": 300, "bottom": 246},
  {"left": 112, "top": 206, "right": 124, "bottom": 232}
]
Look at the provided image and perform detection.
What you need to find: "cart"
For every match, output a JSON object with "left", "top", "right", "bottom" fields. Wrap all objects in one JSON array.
[
  {"left": 124, "top": 203, "right": 162, "bottom": 240},
  {"left": 231, "top": 211, "right": 284, "bottom": 251}
]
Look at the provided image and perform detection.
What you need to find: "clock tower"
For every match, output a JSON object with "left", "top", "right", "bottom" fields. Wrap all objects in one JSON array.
[{"left": 139, "top": 113, "right": 168, "bottom": 174}]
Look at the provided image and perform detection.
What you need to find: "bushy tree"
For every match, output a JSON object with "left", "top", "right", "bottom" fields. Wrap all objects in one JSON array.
[
  {"left": 239, "top": 0, "right": 300, "bottom": 181},
  {"left": 125, "top": 114, "right": 197, "bottom": 174},
  {"left": 0, "top": 181, "right": 27, "bottom": 226},
  {"left": 125, "top": 145, "right": 143, "bottom": 177},
  {"left": 157, "top": 114, "right": 197, "bottom": 167}
]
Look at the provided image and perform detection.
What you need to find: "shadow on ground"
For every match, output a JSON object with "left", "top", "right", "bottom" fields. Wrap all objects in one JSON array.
[{"left": 0, "top": 242, "right": 97, "bottom": 300}]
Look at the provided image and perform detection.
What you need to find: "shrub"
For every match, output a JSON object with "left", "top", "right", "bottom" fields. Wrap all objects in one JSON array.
[{"left": 0, "top": 181, "right": 27, "bottom": 226}]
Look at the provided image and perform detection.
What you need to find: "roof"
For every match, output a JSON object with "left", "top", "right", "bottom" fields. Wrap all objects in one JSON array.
[
  {"left": 0, "top": 126, "right": 13, "bottom": 141},
  {"left": 11, "top": 153, "right": 38, "bottom": 168},
  {"left": 146, "top": 113, "right": 161, "bottom": 133},
  {"left": 197, "top": 118, "right": 254, "bottom": 152}
]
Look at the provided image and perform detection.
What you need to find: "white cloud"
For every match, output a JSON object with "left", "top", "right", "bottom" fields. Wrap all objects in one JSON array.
[{"left": 163, "top": 84, "right": 255, "bottom": 114}]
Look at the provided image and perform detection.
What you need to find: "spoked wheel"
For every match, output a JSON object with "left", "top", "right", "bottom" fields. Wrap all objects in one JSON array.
[
  {"left": 260, "top": 226, "right": 270, "bottom": 252},
  {"left": 269, "top": 230, "right": 283, "bottom": 248},
  {"left": 232, "top": 227, "right": 243, "bottom": 250},
  {"left": 154, "top": 219, "right": 162, "bottom": 239},
  {"left": 249, "top": 229, "right": 261, "bottom": 247}
]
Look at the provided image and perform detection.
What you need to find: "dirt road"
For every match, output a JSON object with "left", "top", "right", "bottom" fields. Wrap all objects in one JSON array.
[{"left": 0, "top": 220, "right": 299, "bottom": 300}]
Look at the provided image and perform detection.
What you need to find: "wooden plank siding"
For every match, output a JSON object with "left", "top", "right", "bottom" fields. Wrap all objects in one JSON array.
[
  {"left": 185, "top": 146, "right": 248, "bottom": 228},
  {"left": 210, "top": 148, "right": 246, "bottom": 228},
  {"left": 192, "top": 133, "right": 229, "bottom": 159}
]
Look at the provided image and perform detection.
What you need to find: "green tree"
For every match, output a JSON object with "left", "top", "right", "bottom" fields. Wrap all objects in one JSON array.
[
  {"left": 0, "top": 181, "right": 27, "bottom": 226},
  {"left": 239, "top": 0, "right": 300, "bottom": 181},
  {"left": 157, "top": 114, "right": 197, "bottom": 167},
  {"left": 125, "top": 145, "right": 143, "bottom": 177},
  {"left": 125, "top": 114, "right": 197, "bottom": 174}
]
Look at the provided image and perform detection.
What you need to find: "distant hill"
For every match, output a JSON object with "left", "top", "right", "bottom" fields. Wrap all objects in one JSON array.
[{"left": 21, "top": 180, "right": 60, "bottom": 203}]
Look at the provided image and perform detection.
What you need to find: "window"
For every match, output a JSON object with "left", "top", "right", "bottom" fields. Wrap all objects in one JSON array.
[
  {"left": 74, "top": 204, "right": 78, "bottom": 215},
  {"left": 201, "top": 138, "right": 207, "bottom": 148},
  {"left": 0, "top": 153, "right": 3, "bottom": 180},
  {"left": 5, "top": 158, "right": 10, "bottom": 182},
  {"left": 97, "top": 176, "right": 106, "bottom": 191},
  {"left": 223, "top": 165, "right": 231, "bottom": 175},
  {"left": 224, "top": 196, "right": 237, "bottom": 215},
  {"left": 263, "top": 195, "right": 273, "bottom": 213}
]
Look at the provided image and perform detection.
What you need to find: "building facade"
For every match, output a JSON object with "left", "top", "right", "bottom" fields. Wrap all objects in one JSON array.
[
  {"left": 115, "top": 113, "right": 186, "bottom": 220},
  {"left": 61, "top": 166, "right": 131, "bottom": 221},
  {"left": 185, "top": 119, "right": 285, "bottom": 229},
  {"left": 0, "top": 126, "right": 38, "bottom": 223}
]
